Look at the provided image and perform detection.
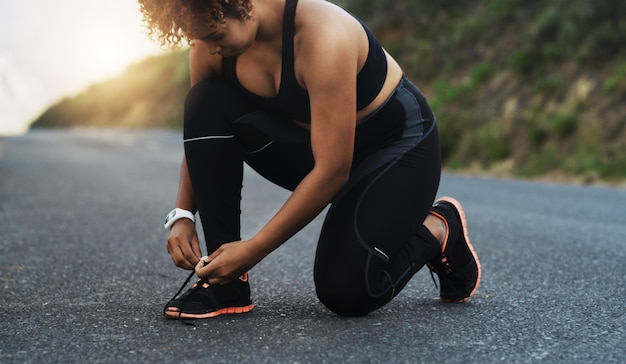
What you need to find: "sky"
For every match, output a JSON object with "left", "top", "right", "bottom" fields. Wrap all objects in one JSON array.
[{"left": 0, "top": 0, "right": 167, "bottom": 135}]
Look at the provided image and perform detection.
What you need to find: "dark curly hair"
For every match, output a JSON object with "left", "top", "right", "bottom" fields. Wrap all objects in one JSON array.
[{"left": 138, "top": 0, "right": 253, "bottom": 48}]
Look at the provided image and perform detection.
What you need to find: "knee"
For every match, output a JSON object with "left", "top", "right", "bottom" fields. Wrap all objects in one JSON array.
[
  {"left": 314, "top": 274, "right": 373, "bottom": 317},
  {"left": 186, "top": 77, "right": 232, "bottom": 104},
  {"left": 184, "top": 77, "right": 240, "bottom": 117},
  {"left": 183, "top": 77, "right": 249, "bottom": 138},
  {"left": 316, "top": 288, "right": 373, "bottom": 317}
]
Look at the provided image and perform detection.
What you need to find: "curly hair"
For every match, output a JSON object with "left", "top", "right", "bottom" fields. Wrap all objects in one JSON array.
[{"left": 138, "top": 0, "right": 253, "bottom": 49}]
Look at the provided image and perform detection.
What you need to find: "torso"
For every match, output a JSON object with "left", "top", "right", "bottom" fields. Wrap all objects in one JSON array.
[{"left": 190, "top": 0, "right": 403, "bottom": 126}]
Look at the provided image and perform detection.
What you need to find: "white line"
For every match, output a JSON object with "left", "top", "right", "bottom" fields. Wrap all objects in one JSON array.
[
  {"left": 184, "top": 135, "right": 235, "bottom": 143},
  {"left": 246, "top": 141, "right": 274, "bottom": 154},
  {"left": 374, "top": 247, "right": 390, "bottom": 262}
]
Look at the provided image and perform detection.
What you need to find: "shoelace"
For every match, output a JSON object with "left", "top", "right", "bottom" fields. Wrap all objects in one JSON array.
[
  {"left": 427, "top": 253, "right": 451, "bottom": 291},
  {"left": 428, "top": 268, "right": 440, "bottom": 290},
  {"left": 429, "top": 259, "right": 478, "bottom": 299},
  {"left": 163, "top": 270, "right": 199, "bottom": 326}
]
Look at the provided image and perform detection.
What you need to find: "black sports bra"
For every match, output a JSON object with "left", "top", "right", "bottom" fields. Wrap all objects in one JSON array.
[{"left": 223, "top": 0, "right": 387, "bottom": 123}]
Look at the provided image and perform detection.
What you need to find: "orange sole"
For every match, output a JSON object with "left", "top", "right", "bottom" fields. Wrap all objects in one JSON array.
[
  {"left": 434, "top": 196, "right": 482, "bottom": 303},
  {"left": 165, "top": 304, "right": 254, "bottom": 320}
]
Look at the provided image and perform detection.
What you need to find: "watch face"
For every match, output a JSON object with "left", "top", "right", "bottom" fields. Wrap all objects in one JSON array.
[{"left": 165, "top": 210, "right": 176, "bottom": 224}]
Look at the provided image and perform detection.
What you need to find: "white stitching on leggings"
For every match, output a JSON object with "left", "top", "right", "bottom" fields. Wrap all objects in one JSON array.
[
  {"left": 184, "top": 135, "right": 235, "bottom": 143},
  {"left": 246, "top": 141, "right": 274, "bottom": 154}
]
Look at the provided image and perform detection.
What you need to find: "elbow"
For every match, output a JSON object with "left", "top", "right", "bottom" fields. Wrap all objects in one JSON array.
[
  {"left": 315, "top": 163, "right": 351, "bottom": 192},
  {"left": 337, "top": 166, "right": 351, "bottom": 185},
  {"left": 331, "top": 163, "right": 351, "bottom": 188},
  {"left": 327, "top": 171, "right": 350, "bottom": 196},
  {"left": 314, "top": 153, "right": 352, "bottom": 191}
]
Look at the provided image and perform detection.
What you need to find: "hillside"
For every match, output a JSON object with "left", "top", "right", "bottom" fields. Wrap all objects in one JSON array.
[
  {"left": 32, "top": 51, "right": 189, "bottom": 129},
  {"left": 31, "top": 0, "right": 626, "bottom": 182}
]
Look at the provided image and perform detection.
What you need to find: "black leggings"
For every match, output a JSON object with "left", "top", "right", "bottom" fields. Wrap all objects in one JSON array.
[{"left": 183, "top": 76, "right": 442, "bottom": 316}]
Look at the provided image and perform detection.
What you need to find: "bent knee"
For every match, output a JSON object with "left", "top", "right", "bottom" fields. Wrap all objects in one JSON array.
[
  {"left": 317, "top": 291, "right": 372, "bottom": 317},
  {"left": 315, "top": 278, "right": 376, "bottom": 317}
]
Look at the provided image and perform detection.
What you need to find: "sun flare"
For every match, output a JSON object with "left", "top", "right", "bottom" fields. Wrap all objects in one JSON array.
[
  {"left": 0, "top": 0, "right": 165, "bottom": 135},
  {"left": 71, "top": 11, "right": 161, "bottom": 86},
  {"left": 84, "top": 33, "right": 135, "bottom": 80}
]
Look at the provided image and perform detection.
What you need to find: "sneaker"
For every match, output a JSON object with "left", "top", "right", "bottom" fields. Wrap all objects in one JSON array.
[
  {"left": 164, "top": 273, "right": 254, "bottom": 319},
  {"left": 427, "top": 197, "right": 481, "bottom": 302}
]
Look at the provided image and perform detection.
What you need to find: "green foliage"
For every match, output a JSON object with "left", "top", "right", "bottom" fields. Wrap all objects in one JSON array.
[
  {"left": 563, "top": 145, "right": 601, "bottom": 176},
  {"left": 433, "top": 80, "right": 473, "bottom": 105},
  {"left": 469, "top": 63, "right": 494, "bottom": 87},
  {"left": 484, "top": 0, "right": 528, "bottom": 22},
  {"left": 527, "top": 118, "right": 549, "bottom": 152},
  {"left": 603, "top": 63, "right": 626, "bottom": 94},
  {"left": 506, "top": 51, "right": 540, "bottom": 75},
  {"left": 533, "top": 76, "right": 566, "bottom": 96},
  {"left": 549, "top": 112, "right": 578, "bottom": 138},
  {"left": 431, "top": 63, "right": 494, "bottom": 109},
  {"left": 434, "top": 110, "right": 469, "bottom": 167},
  {"left": 340, "top": 0, "right": 464, "bottom": 19},
  {"left": 518, "top": 141, "right": 562, "bottom": 177},
  {"left": 460, "top": 123, "right": 511, "bottom": 166}
]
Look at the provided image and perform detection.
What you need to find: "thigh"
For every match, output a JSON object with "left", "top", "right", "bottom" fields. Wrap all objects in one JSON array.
[
  {"left": 315, "top": 76, "right": 441, "bottom": 272},
  {"left": 313, "top": 123, "right": 441, "bottom": 291},
  {"left": 313, "top": 125, "right": 440, "bottom": 315},
  {"left": 234, "top": 112, "right": 314, "bottom": 191}
]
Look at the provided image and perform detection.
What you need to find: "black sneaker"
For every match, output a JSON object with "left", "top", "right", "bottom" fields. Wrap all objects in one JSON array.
[
  {"left": 427, "top": 197, "right": 481, "bottom": 302},
  {"left": 164, "top": 273, "right": 254, "bottom": 319}
]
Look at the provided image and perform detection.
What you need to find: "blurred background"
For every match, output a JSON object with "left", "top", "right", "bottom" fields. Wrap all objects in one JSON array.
[
  {"left": 0, "top": 0, "right": 162, "bottom": 135},
  {"left": 1, "top": 0, "right": 625, "bottom": 184}
]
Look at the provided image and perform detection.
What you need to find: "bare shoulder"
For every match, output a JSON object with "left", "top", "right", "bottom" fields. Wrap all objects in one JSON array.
[
  {"left": 295, "top": 0, "right": 366, "bottom": 63},
  {"left": 294, "top": 0, "right": 365, "bottom": 95},
  {"left": 189, "top": 43, "right": 222, "bottom": 86},
  {"left": 297, "top": 0, "right": 363, "bottom": 40}
]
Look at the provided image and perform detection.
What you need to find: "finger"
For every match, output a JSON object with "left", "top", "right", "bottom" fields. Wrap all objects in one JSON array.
[
  {"left": 197, "top": 256, "right": 211, "bottom": 267},
  {"left": 179, "top": 240, "right": 201, "bottom": 268},
  {"left": 207, "top": 277, "right": 226, "bottom": 286},
  {"left": 191, "top": 235, "right": 202, "bottom": 261},
  {"left": 207, "top": 248, "right": 221, "bottom": 261},
  {"left": 195, "top": 256, "right": 214, "bottom": 278},
  {"left": 166, "top": 238, "right": 191, "bottom": 269}
]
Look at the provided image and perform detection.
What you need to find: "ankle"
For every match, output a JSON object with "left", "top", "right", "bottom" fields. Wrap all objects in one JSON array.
[{"left": 424, "top": 214, "right": 446, "bottom": 245}]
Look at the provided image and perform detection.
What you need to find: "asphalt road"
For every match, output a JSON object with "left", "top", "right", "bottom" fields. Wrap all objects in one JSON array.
[{"left": 1, "top": 129, "right": 624, "bottom": 363}]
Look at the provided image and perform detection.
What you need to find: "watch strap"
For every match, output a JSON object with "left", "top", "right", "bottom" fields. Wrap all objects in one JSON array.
[{"left": 164, "top": 208, "right": 196, "bottom": 230}]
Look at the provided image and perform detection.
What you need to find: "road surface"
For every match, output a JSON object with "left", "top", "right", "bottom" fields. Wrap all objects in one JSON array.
[{"left": 0, "top": 129, "right": 624, "bottom": 363}]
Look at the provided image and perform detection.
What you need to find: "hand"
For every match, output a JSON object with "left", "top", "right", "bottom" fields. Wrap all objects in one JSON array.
[
  {"left": 165, "top": 219, "right": 202, "bottom": 270},
  {"left": 195, "top": 240, "right": 265, "bottom": 285}
]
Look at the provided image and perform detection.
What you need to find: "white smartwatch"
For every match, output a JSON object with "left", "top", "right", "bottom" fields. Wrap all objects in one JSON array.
[{"left": 164, "top": 208, "right": 196, "bottom": 230}]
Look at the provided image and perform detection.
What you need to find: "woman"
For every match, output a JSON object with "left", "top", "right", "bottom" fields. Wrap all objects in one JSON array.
[{"left": 139, "top": 0, "right": 481, "bottom": 319}]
